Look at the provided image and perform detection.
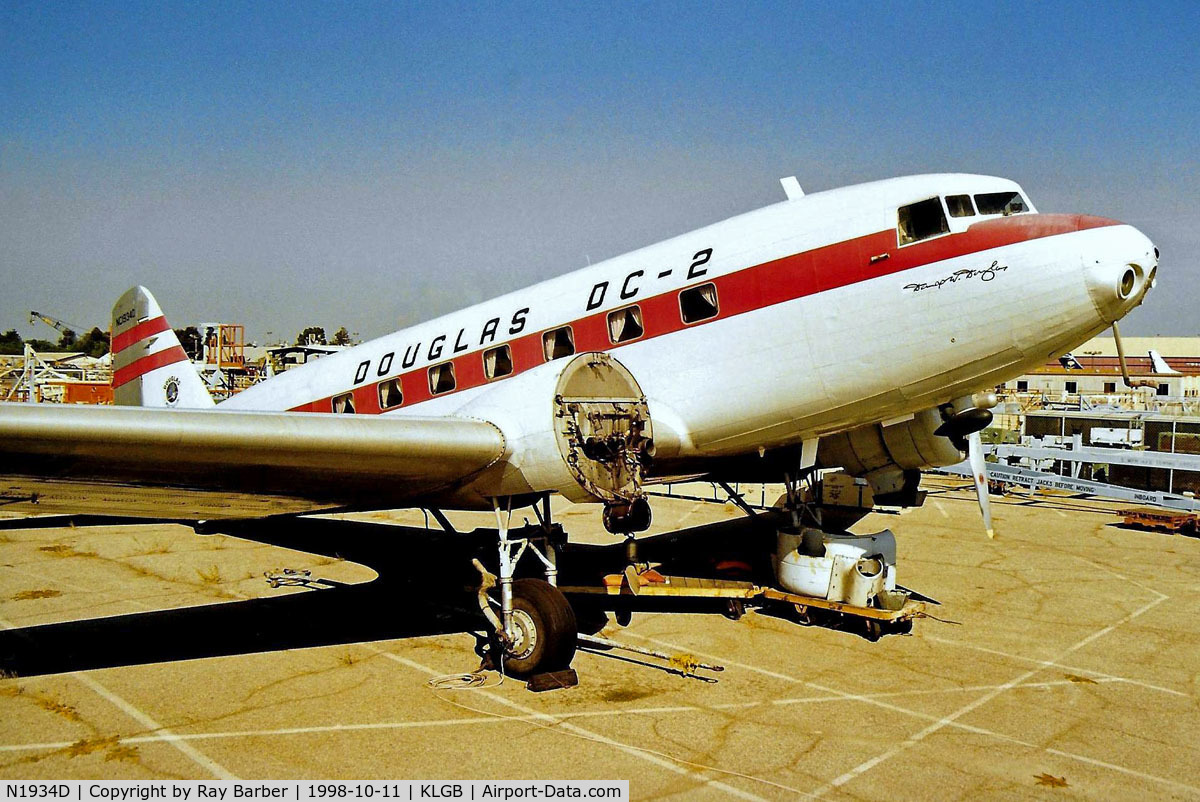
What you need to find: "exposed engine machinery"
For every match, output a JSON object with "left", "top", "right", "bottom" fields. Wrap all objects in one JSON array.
[
  {"left": 551, "top": 354, "right": 655, "bottom": 534},
  {"left": 771, "top": 392, "right": 1000, "bottom": 610},
  {"left": 776, "top": 527, "right": 901, "bottom": 609},
  {"left": 818, "top": 393, "right": 996, "bottom": 504},
  {"left": 459, "top": 352, "right": 656, "bottom": 533}
]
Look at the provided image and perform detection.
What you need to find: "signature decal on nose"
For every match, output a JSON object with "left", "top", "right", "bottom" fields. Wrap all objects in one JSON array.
[{"left": 904, "top": 261, "right": 1008, "bottom": 293}]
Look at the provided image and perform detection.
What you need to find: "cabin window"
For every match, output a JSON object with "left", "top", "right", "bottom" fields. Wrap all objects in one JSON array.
[
  {"left": 542, "top": 326, "right": 575, "bottom": 361},
  {"left": 428, "top": 362, "right": 456, "bottom": 395},
  {"left": 1016, "top": 380, "right": 1029, "bottom": 391},
  {"left": 679, "top": 283, "right": 719, "bottom": 324},
  {"left": 1104, "top": 382, "right": 1117, "bottom": 393},
  {"left": 378, "top": 378, "right": 403, "bottom": 409},
  {"left": 974, "top": 191, "right": 1028, "bottom": 216},
  {"left": 1157, "top": 383, "right": 1170, "bottom": 396},
  {"left": 332, "top": 392, "right": 356, "bottom": 413},
  {"left": 945, "top": 194, "right": 975, "bottom": 218},
  {"left": 607, "top": 305, "right": 644, "bottom": 344},
  {"left": 897, "top": 197, "right": 949, "bottom": 245},
  {"left": 1064, "top": 381, "right": 1078, "bottom": 394},
  {"left": 483, "top": 344, "right": 513, "bottom": 380}
]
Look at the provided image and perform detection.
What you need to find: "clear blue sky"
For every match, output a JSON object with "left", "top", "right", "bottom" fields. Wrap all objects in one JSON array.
[{"left": 2, "top": 1, "right": 1198, "bottom": 341}]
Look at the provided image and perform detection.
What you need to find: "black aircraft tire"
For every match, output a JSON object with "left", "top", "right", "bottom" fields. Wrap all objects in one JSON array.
[{"left": 502, "top": 579, "right": 577, "bottom": 678}]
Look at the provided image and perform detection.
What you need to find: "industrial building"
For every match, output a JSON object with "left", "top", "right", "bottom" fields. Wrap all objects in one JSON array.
[{"left": 997, "top": 335, "right": 1200, "bottom": 412}]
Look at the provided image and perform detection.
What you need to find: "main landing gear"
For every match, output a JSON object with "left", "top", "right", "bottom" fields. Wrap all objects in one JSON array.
[
  {"left": 481, "top": 496, "right": 577, "bottom": 681},
  {"left": 501, "top": 578, "right": 576, "bottom": 677}
]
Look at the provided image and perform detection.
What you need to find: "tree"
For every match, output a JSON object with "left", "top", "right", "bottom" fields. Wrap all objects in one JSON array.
[
  {"left": 296, "top": 326, "right": 327, "bottom": 346},
  {"left": 76, "top": 327, "right": 110, "bottom": 357},
  {"left": 56, "top": 329, "right": 78, "bottom": 350},
  {"left": 0, "top": 329, "right": 23, "bottom": 355},
  {"left": 331, "top": 326, "right": 352, "bottom": 346},
  {"left": 175, "top": 327, "right": 202, "bottom": 360}
]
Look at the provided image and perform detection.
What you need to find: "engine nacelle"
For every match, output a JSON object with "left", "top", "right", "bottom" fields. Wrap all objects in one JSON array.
[
  {"left": 818, "top": 407, "right": 964, "bottom": 498},
  {"left": 455, "top": 352, "right": 653, "bottom": 506}
]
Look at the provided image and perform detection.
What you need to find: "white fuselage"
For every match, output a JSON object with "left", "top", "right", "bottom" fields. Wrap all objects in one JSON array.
[{"left": 223, "top": 173, "right": 1156, "bottom": 476}]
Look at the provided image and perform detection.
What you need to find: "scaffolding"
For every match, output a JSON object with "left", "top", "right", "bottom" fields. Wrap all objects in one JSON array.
[
  {"left": 197, "top": 323, "right": 252, "bottom": 399},
  {"left": 1, "top": 345, "right": 112, "bottom": 404}
]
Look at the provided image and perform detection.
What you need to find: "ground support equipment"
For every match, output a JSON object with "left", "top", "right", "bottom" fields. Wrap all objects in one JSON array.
[{"left": 560, "top": 571, "right": 925, "bottom": 640}]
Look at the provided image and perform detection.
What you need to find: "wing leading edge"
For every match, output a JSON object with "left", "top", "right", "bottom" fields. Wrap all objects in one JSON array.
[{"left": 0, "top": 405, "right": 505, "bottom": 519}]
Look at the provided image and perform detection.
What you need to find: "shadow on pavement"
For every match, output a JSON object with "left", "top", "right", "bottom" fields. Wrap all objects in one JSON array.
[{"left": 0, "top": 510, "right": 784, "bottom": 677}]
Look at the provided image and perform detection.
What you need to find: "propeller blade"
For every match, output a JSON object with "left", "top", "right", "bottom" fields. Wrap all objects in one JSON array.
[{"left": 967, "top": 431, "right": 994, "bottom": 539}]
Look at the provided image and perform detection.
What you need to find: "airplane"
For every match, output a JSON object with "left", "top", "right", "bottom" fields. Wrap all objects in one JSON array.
[
  {"left": 1148, "top": 348, "right": 1181, "bottom": 375},
  {"left": 0, "top": 173, "right": 1158, "bottom": 679},
  {"left": 1058, "top": 353, "right": 1084, "bottom": 370}
]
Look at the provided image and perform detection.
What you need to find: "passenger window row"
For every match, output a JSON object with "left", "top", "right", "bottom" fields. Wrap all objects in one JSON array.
[{"left": 335, "top": 282, "right": 722, "bottom": 410}]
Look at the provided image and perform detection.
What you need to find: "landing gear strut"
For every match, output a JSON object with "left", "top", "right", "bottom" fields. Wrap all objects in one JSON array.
[{"left": 486, "top": 496, "right": 577, "bottom": 679}]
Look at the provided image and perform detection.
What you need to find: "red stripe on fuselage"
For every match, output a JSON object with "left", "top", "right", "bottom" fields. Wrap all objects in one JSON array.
[
  {"left": 112, "top": 345, "right": 190, "bottom": 389},
  {"left": 292, "top": 213, "right": 1119, "bottom": 414},
  {"left": 112, "top": 316, "right": 170, "bottom": 354}
]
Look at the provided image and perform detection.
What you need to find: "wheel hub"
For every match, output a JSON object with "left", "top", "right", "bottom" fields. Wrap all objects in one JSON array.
[{"left": 506, "top": 609, "right": 538, "bottom": 660}]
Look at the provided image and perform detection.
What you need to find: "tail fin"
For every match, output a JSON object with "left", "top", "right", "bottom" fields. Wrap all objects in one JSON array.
[
  {"left": 111, "top": 286, "right": 215, "bottom": 408},
  {"left": 1058, "top": 352, "right": 1083, "bottom": 370},
  {"left": 1148, "top": 349, "right": 1181, "bottom": 375}
]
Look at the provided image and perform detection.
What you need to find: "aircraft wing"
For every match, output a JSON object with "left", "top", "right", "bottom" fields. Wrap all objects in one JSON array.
[{"left": 0, "top": 404, "right": 505, "bottom": 519}]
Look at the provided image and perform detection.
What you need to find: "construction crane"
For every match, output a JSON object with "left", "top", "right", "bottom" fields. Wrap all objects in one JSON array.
[{"left": 29, "top": 310, "right": 88, "bottom": 340}]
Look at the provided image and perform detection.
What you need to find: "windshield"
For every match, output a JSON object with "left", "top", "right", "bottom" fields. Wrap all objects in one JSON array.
[
  {"left": 897, "top": 197, "right": 949, "bottom": 245},
  {"left": 974, "top": 191, "right": 1028, "bottom": 216}
]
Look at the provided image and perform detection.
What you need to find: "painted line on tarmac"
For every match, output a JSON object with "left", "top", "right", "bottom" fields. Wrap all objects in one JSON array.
[
  {"left": 678, "top": 501, "right": 711, "bottom": 528},
  {"left": 0, "top": 614, "right": 237, "bottom": 780},
  {"left": 0, "top": 677, "right": 1118, "bottom": 755},
  {"left": 631, "top": 631, "right": 1028, "bottom": 741},
  {"left": 0, "top": 708, "right": 697, "bottom": 753},
  {"left": 364, "top": 643, "right": 795, "bottom": 802},
  {"left": 923, "top": 635, "right": 1187, "bottom": 698},
  {"left": 71, "top": 672, "right": 238, "bottom": 780},
  {"left": 633, "top": 611, "right": 1199, "bottom": 799},
  {"left": 758, "top": 676, "right": 1129, "bottom": 708},
  {"left": 811, "top": 593, "right": 1176, "bottom": 797},
  {"left": 927, "top": 557, "right": 1182, "bottom": 697},
  {"left": 1074, "top": 555, "right": 1169, "bottom": 601}
]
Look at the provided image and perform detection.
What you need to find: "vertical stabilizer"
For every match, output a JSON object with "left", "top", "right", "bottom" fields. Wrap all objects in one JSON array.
[
  {"left": 110, "top": 286, "right": 215, "bottom": 408},
  {"left": 1148, "top": 349, "right": 1181, "bottom": 375}
]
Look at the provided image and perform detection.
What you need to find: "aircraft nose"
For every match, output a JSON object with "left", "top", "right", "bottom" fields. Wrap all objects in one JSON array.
[{"left": 1082, "top": 220, "right": 1157, "bottom": 323}]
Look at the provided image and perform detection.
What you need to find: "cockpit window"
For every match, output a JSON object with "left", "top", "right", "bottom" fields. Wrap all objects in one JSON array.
[
  {"left": 975, "top": 191, "right": 1028, "bottom": 216},
  {"left": 897, "top": 197, "right": 949, "bottom": 245},
  {"left": 945, "top": 194, "right": 975, "bottom": 218}
]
